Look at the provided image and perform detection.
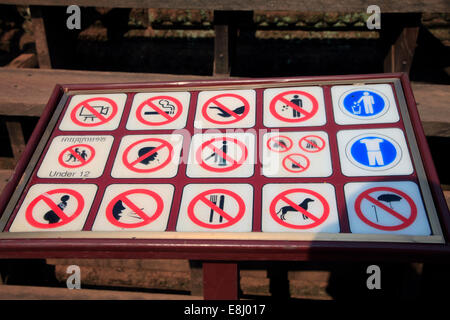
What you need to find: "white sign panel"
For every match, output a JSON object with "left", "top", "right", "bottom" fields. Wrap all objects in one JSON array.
[
  {"left": 92, "top": 184, "right": 174, "bottom": 231},
  {"left": 344, "top": 181, "right": 431, "bottom": 235},
  {"left": 59, "top": 93, "right": 127, "bottom": 131},
  {"left": 186, "top": 132, "right": 256, "bottom": 178},
  {"left": 126, "top": 91, "right": 190, "bottom": 130},
  {"left": 337, "top": 128, "right": 414, "bottom": 176},
  {"left": 176, "top": 184, "right": 254, "bottom": 232},
  {"left": 111, "top": 134, "right": 184, "bottom": 178},
  {"left": 194, "top": 89, "right": 256, "bottom": 128},
  {"left": 262, "top": 183, "right": 340, "bottom": 233},
  {"left": 263, "top": 86, "right": 326, "bottom": 127},
  {"left": 331, "top": 84, "right": 400, "bottom": 125},
  {"left": 37, "top": 135, "right": 114, "bottom": 179},
  {"left": 262, "top": 131, "right": 332, "bottom": 177},
  {"left": 9, "top": 184, "right": 97, "bottom": 232}
]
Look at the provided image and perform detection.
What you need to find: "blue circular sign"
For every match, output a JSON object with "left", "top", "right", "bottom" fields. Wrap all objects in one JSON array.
[
  {"left": 349, "top": 135, "right": 400, "bottom": 169},
  {"left": 342, "top": 90, "right": 387, "bottom": 118}
]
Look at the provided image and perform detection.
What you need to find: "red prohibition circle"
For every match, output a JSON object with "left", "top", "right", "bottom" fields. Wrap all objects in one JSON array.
[
  {"left": 299, "top": 135, "right": 326, "bottom": 153},
  {"left": 196, "top": 137, "right": 248, "bottom": 173},
  {"left": 202, "top": 93, "right": 250, "bottom": 125},
  {"left": 270, "top": 188, "right": 330, "bottom": 229},
  {"left": 187, "top": 188, "right": 246, "bottom": 229},
  {"left": 70, "top": 97, "right": 118, "bottom": 127},
  {"left": 266, "top": 135, "right": 293, "bottom": 153},
  {"left": 122, "top": 138, "right": 174, "bottom": 173},
  {"left": 282, "top": 153, "right": 310, "bottom": 173},
  {"left": 57, "top": 144, "right": 96, "bottom": 168},
  {"left": 269, "top": 90, "right": 319, "bottom": 123},
  {"left": 136, "top": 95, "right": 183, "bottom": 126},
  {"left": 25, "top": 188, "right": 85, "bottom": 229},
  {"left": 354, "top": 187, "right": 417, "bottom": 231},
  {"left": 106, "top": 189, "right": 164, "bottom": 228}
]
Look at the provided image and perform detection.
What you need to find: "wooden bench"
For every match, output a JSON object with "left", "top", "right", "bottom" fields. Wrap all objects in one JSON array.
[{"left": 1, "top": 0, "right": 449, "bottom": 75}]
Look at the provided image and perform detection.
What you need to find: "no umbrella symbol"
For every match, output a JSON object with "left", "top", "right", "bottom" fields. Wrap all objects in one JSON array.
[{"left": 354, "top": 187, "right": 417, "bottom": 231}]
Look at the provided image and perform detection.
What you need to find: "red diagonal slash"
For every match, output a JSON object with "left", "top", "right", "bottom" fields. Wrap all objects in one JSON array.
[
  {"left": 129, "top": 142, "right": 168, "bottom": 167},
  {"left": 199, "top": 196, "right": 234, "bottom": 222},
  {"left": 279, "top": 96, "right": 312, "bottom": 118},
  {"left": 67, "top": 147, "right": 87, "bottom": 164},
  {"left": 303, "top": 138, "right": 321, "bottom": 150},
  {"left": 209, "top": 98, "right": 246, "bottom": 121},
  {"left": 120, "top": 196, "right": 150, "bottom": 220},
  {"left": 82, "top": 102, "right": 108, "bottom": 122},
  {"left": 144, "top": 101, "right": 173, "bottom": 121},
  {"left": 363, "top": 195, "right": 409, "bottom": 223},
  {"left": 204, "top": 142, "right": 237, "bottom": 166},
  {"left": 40, "top": 195, "right": 70, "bottom": 221},
  {"left": 286, "top": 155, "right": 306, "bottom": 170},
  {"left": 280, "top": 196, "right": 319, "bottom": 222}
]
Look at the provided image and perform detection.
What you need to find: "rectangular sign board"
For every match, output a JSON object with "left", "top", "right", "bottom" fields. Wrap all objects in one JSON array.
[{"left": 0, "top": 73, "right": 449, "bottom": 260}]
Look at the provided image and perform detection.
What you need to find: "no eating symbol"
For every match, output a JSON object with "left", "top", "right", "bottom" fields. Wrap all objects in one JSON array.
[
  {"left": 202, "top": 93, "right": 250, "bottom": 125},
  {"left": 25, "top": 188, "right": 84, "bottom": 229},
  {"left": 270, "top": 188, "right": 330, "bottom": 229},
  {"left": 354, "top": 187, "right": 417, "bottom": 231},
  {"left": 106, "top": 189, "right": 164, "bottom": 229},
  {"left": 269, "top": 90, "right": 319, "bottom": 123},
  {"left": 136, "top": 96, "right": 183, "bottom": 126},
  {"left": 70, "top": 97, "right": 118, "bottom": 127},
  {"left": 187, "top": 189, "right": 246, "bottom": 229}
]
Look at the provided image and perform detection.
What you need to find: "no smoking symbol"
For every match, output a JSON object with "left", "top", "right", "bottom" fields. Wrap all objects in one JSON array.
[{"left": 136, "top": 96, "right": 183, "bottom": 126}]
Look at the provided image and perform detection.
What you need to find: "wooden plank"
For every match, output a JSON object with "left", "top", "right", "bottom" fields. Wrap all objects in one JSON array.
[
  {"left": 46, "top": 258, "right": 190, "bottom": 272},
  {"left": 0, "top": 68, "right": 447, "bottom": 133},
  {"left": 5, "top": 121, "right": 25, "bottom": 162},
  {"left": 384, "top": 26, "right": 420, "bottom": 74},
  {"left": 6, "top": 53, "right": 38, "bottom": 69},
  {"left": 0, "top": 284, "right": 202, "bottom": 300},
  {"left": 0, "top": 1, "right": 449, "bottom": 12},
  {"left": 213, "top": 24, "right": 230, "bottom": 76},
  {"left": 0, "top": 68, "right": 211, "bottom": 117},
  {"left": 30, "top": 6, "right": 52, "bottom": 69}
]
